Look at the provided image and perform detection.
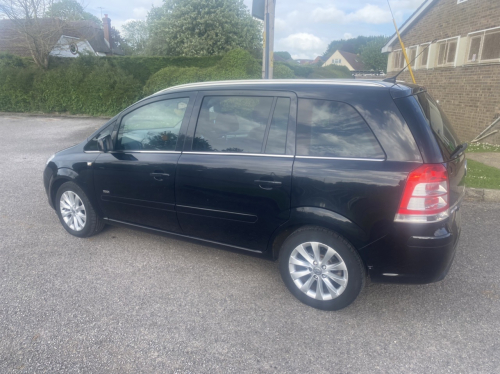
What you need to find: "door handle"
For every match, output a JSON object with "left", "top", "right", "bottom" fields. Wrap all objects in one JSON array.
[
  {"left": 254, "top": 180, "right": 282, "bottom": 190},
  {"left": 150, "top": 172, "right": 170, "bottom": 181}
]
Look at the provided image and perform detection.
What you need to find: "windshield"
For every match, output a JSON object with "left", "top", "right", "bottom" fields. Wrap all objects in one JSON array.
[{"left": 415, "top": 92, "right": 461, "bottom": 160}]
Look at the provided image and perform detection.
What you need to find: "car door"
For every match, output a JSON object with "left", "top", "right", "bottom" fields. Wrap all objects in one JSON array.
[
  {"left": 175, "top": 90, "right": 297, "bottom": 252},
  {"left": 93, "top": 92, "right": 196, "bottom": 232}
]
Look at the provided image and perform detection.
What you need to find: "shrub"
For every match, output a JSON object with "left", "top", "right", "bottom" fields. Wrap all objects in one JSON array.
[
  {"left": 273, "top": 63, "right": 295, "bottom": 79},
  {"left": 143, "top": 49, "right": 262, "bottom": 95},
  {"left": 143, "top": 66, "right": 202, "bottom": 96}
]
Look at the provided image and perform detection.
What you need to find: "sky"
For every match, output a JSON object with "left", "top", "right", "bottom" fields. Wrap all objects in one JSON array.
[{"left": 84, "top": 0, "right": 425, "bottom": 59}]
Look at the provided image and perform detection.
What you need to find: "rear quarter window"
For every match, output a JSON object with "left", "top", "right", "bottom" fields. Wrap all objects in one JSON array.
[
  {"left": 415, "top": 93, "right": 460, "bottom": 159},
  {"left": 296, "top": 99, "right": 385, "bottom": 159}
]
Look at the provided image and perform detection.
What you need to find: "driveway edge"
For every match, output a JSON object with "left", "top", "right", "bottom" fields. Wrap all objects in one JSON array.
[{"left": 465, "top": 187, "right": 500, "bottom": 202}]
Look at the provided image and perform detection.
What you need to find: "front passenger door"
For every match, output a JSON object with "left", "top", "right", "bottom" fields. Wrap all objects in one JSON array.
[{"left": 93, "top": 94, "right": 195, "bottom": 232}]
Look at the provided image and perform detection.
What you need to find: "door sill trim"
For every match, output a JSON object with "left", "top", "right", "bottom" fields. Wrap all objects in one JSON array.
[{"left": 103, "top": 218, "right": 264, "bottom": 254}]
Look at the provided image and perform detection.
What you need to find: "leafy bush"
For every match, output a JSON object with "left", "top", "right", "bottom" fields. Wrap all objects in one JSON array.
[
  {"left": 143, "top": 49, "right": 261, "bottom": 95},
  {"left": 273, "top": 63, "right": 295, "bottom": 79},
  {"left": 0, "top": 66, "right": 40, "bottom": 112}
]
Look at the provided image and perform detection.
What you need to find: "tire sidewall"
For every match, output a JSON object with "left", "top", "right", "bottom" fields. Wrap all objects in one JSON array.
[
  {"left": 279, "top": 228, "right": 365, "bottom": 311},
  {"left": 55, "top": 182, "right": 95, "bottom": 238}
]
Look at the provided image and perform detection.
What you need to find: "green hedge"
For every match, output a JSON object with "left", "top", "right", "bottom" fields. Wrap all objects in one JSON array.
[
  {"left": 0, "top": 50, "right": 352, "bottom": 116},
  {"left": 0, "top": 55, "right": 142, "bottom": 115}
]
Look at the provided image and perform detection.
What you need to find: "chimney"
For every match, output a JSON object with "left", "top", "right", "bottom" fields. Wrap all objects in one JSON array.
[{"left": 102, "top": 14, "right": 112, "bottom": 48}]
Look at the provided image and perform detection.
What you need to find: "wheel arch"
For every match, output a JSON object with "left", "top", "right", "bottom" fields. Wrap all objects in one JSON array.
[{"left": 268, "top": 207, "right": 369, "bottom": 261}]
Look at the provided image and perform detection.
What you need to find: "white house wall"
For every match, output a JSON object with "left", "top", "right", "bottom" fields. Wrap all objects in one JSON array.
[{"left": 49, "top": 36, "right": 96, "bottom": 58}]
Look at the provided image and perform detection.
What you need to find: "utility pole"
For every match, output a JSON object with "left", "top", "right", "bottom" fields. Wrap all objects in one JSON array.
[
  {"left": 252, "top": 0, "right": 275, "bottom": 79},
  {"left": 262, "top": 0, "right": 275, "bottom": 79}
]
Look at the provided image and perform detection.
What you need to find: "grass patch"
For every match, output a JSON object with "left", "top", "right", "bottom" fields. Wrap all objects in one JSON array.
[
  {"left": 465, "top": 159, "right": 500, "bottom": 190},
  {"left": 467, "top": 143, "right": 500, "bottom": 153}
]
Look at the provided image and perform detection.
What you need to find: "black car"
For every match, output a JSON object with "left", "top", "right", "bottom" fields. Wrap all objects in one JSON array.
[{"left": 43, "top": 79, "right": 466, "bottom": 310}]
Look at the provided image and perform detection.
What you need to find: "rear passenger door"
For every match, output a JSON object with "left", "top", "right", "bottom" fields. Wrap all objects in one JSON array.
[{"left": 175, "top": 91, "right": 297, "bottom": 252}]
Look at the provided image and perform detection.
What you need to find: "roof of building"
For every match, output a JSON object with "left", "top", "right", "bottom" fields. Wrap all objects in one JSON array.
[
  {"left": 381, "top": 0, "right": 437, "bottom": 53},
  {"left": 337, "top": 50, "right": 366, "bottom": 71},
  {"left": 0, "top": 18, "right": 123, "bottom": 57}
]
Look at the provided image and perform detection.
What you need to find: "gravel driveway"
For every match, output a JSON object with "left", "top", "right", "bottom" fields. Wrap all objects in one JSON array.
[{"left": 1, "top": 114, "right": 499, "bottom": 373}]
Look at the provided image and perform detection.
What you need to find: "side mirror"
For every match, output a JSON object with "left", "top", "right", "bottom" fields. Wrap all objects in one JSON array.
[{"left": 97, "top": 134, "right": 112, "bottom": 153}]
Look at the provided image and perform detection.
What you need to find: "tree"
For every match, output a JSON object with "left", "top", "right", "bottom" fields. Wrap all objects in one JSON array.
[
  {"left": 323, "top": 35, "right": 385, "bottom": 58},
  {"left": 122, "top": 20, "right": 148, "bottom": 55},
  {"left": 360, "top": 36, "right": 390, "bottom": 72},
  {"left": 45, "top": 0, "right": 101, "bottom": 26},
  {"left": 0, "top": 0, "right": 61, "bottom": 68},
  {"left": 146, "top": 0, "right": 262, "bottom": 56}
]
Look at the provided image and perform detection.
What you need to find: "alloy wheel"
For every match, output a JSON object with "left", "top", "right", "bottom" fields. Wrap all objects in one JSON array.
[
  {"left": 59, "top": 191, "right": 86, "bottom": 231},
  {"left": 288, "top": 241, "right": 348, "bottom": 301}
]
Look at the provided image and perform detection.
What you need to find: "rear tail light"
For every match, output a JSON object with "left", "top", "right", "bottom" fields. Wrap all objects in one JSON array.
[{"left": 395, "top": 164, "right": 450, "bottom": 223}]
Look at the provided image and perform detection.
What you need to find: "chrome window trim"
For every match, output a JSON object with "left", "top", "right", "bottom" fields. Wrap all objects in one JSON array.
[
  {"left": 110, "top": 150, "right": 181, "bottom": 154},
  {"left": 84, "top": 151, "right": 100, "bottom": 153},
  {"left": 295, "top": 155, "right": 385, "bottom": 162},
  {"left": 183, "top": 152, "right": 294, "bottom": 158}
]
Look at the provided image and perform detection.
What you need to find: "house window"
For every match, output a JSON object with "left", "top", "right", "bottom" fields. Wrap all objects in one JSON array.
[
  {"left": 408, "top": 47, "right": 417, "bottom": 67},
  {"left": 419, "top": 43, "right": 430, "bottom": 67},
  {"left": 468, "top": 36, "right": 481, "bottom": 62},
  {"left": 333, "top": 59, "right": 342, "bottom": 64},
  {"left": 482, "top": 32, "right": 500, "bottom": 60},
  {"left": 69, "top": 43, "right": 78, "bottom": 55},
  {"left": 393, "top": 50, "right": 404, "bottom": 70},
  {"left": 467, "top": 28, "right": 500, "bottom": 63},
  {"left": 436, "top": 38, "right": 458, "bottom": 67}
]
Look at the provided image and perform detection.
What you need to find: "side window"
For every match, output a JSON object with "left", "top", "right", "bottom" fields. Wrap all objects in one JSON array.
[
  {"left": 193, "top": 96, "right": 274, "bottom": 153},
  {"left": 296, "top": 99, "right": 385, "bottom": 159},
  {"left": 116, "top": 98, "right": 189, "bottom": 151},
  {"left": 84, "top": 121, "right": 115, "bottom": 151},
  {"left": 265, "top": 97, "right": 291, "bottom": 154}
]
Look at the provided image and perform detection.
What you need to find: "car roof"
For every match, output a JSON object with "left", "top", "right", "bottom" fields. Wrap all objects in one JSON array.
[
  {"left": 154, "top": 79, "right": 388, "bottom": 94},
  {"left": 150, "top": 79, "right": 423, "bottom": 100}
]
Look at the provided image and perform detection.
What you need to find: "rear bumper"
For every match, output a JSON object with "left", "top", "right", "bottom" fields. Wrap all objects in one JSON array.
[{"left": 360, "top": 204, "right": 462, "bottom": 284}]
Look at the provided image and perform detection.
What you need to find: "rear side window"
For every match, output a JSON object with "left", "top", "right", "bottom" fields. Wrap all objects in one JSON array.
[
  {"left": 296, "top": 99, "right": 385, "bottom": 159},
  {"left": 415, "top": 93, "right": 460, "bottom": 159},
  {"left": 193, "top": 96, "right": 274, "bottom": 153}
]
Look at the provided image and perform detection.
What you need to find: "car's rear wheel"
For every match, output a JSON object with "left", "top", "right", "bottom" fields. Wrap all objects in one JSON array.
[
  {"left": 279, "top": 227, "right": 365, "bottom": 311},
  {"left": 55, "top": 182, "right": 105, "bottom": 238}
]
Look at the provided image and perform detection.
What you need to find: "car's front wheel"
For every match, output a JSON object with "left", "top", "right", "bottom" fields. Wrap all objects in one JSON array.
[
  {"left": 279, "top": 227, "right": 365, "bottom": 311},
  {"left": 55, "top": 181, "right": 105, "bottom": 238}
]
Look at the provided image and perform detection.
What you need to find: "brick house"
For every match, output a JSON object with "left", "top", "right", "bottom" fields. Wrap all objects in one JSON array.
[
  {"left": 323, "top": 50, "right": 367, "bottom": 73},
  {"left": 0, "top": 15, "right": 123, "bottom": 58},
  {"left": 381, "top": 0, "right": 500, "bottom": 144}
]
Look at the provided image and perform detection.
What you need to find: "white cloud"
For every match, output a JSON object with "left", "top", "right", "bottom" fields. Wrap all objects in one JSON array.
[
  {"left": 311, "top": 4, "right": 392, "bottom": 25},
  {"left": 343, "top": 32, "right": 354, "bottom": 39},
  {"left": 278, "top": 33, "right": 327, "bottom": 59},
  {"left": 349, "top": 4, "right": 392, "bottom": 24},
  {"left": 132, "top": 7, "right": 149, "bottom": 19}
]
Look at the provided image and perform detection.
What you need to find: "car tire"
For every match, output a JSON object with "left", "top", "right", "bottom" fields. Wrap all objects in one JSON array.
[
  {"left": 279, "top": 226, "right": 365, "bottom": 311},
  {"left": 55, "top": 181, "right": 105, "bottom": 238}
]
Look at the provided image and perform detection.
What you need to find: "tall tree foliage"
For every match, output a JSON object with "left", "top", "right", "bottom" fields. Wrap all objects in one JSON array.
[
  {"left": 147, "top": 0, "right": 262, "bottom": 56},
  {"left": 122, "top": 20, "right": 149, "bottom": 55},
  {"left": 360, "top": 36, "right": 390, "bottom": 72},
  {"left": 45, "top": 0, "right": 101, "bottom": 25},
  {"left": 0, "top": 0, "right": 60, "bottom": 68},
  {"left": 323, "top": 35, "right": 386, "bottom": 58}
]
